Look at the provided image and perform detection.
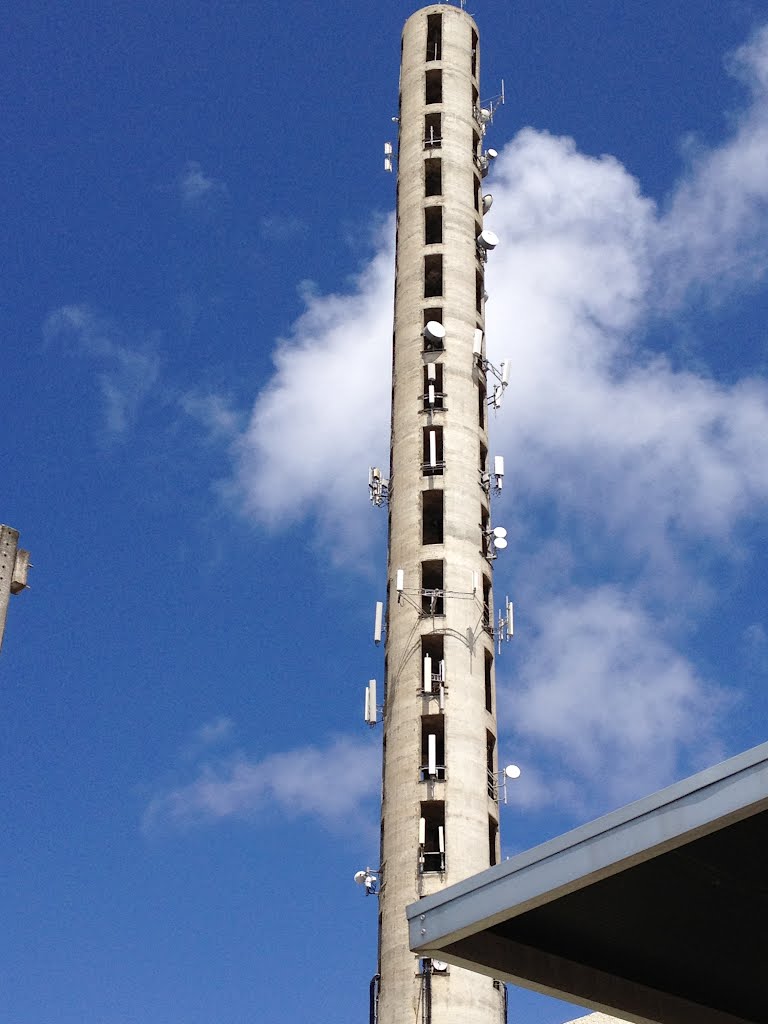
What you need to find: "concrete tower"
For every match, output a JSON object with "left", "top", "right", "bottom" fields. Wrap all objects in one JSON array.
[{"left": 372, "top": 6, "right": 509, "bottom": 1024}]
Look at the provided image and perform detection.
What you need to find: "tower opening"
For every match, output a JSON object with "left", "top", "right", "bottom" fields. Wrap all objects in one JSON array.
[
  {"left": 421, "top": 634, "right": 445, "bottom": 694},
  {"left": 486, "top": 730, "right": 497, "bottom": 798},
  {"left": 471, "top": 29, "right": 478, "bottom": 77},
  {"left": 419, "top": 801, "right": 445, "bottom": 872},
  {"left": 420, "top": 716, "right": 446, "bottom": 780},
  {"left": 425, "top": 255, "right": 444, "bottom": 298},
  {"left": 422, "top": 489, "right": 444, "bottom": 544},
  {"left": 478, "top": 380, "right": 486, "bottom": 429},
  {"left": 424, "top": 112, "right": 442, "bottom": 149},
  {"left": 423, "top": 362, "right": 445, "bottom": 410},
  {"left": 482, "top": 574, "right": 492, "bottom": 631},
  {"left": 489, "top": 816, "right": 499, "bottom": 866},
  {"left": 425, "top": 159, "right": 442, "bottom": 197},
  {"left": 425, "top": 205, "right": 443, "bottom": 245},
  {"left": 476, "top": 270, "right": 483, "bottom": 312},
  {"left": 421, "top": 560, "right": 444, "bottom": 615},
  {"left": 425, "top": 69, "right": 443, "bottom": 105},
  {"left": 426, "top": 14, "right": 442, "bottom": 61},
  {"left": 422, "top": 426, "right": 444, "bottom": 475},
  {"left": 484, "top": 648, "right": 493, "bottom": 713}
]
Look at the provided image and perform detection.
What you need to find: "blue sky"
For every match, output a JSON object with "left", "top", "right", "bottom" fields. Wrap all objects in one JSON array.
[{"left": 3, "top": 2, "right": 768, "bottom": 1022}]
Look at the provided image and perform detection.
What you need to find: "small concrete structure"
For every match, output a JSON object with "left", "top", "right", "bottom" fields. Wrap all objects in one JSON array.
[
  {"left": 0, "top": 524, "right": 30, "bottom": 653},
  {"left": 408, "top": 741, "right": 768, "bottom": 1024}
]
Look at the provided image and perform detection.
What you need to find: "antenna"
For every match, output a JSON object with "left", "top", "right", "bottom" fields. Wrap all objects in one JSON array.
[
  {"left": 423, "top": 321, "right": 446, "bottom": 347},
  {"left": 476, "top": 229, "right": 499, "bottom": 263},
  {"left": 497, "top": 597, "right": 515, "bottom": 653},
  {"left": 365, "top": 679, "right": 378, "bottom": 726},
  {"left": 482, "top": 194, "right": 493, "bottom": 214},
  {"left": 396, "top": 569, "right": 405, "bottom": 592},
  {"left": 384, "top": 141, "right": 394, "bottom": 173},
  {"left": 428, "top": 734, "right": 437, "bottom": 777},
  {"left": 374, "top": 601, "right": 383, "bottom": 645},
  {"left": 428, "top": 430, "right": 437, "bottom": 469},
  {"left": 354, "top": 867, "right": 380, "bottom": 895},
  {"left": 493, "top": 455, "right": 505, "bottom": 492},
  {"left": 369, "top": 467, "right": 389, "bottom": 507}
]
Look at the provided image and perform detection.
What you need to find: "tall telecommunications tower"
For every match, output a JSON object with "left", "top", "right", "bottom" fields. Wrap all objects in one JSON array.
[{"left": 365, "top": 6, "right": 512, "bottom": 1024}]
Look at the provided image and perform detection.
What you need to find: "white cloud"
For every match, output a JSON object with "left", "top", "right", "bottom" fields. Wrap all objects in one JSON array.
[
  {"left": 194, "top": 25, "right": 768, "bottom": 809},
  {"left": 177, "top": 161, "right": 226, "bottom": 205},
  {"left": 180, "top": 392, "right": 244, "bottom": 442},
  {"left": 501, "top": 586, "right": 727, "bottom": 808},
  {"left": 656, "top": 24, "right": 768, "bottom": 303},
  {"left": 144, "top": 735, "right": 379, "bottom": 831},
  {"left": 231, "top": 226, "right": 394, "bottom": 555},
  {"left": 229, "top": 24, "right": 768, "bottom": 570},
  {"left": 43, "top": 305, "right": 160, "bottom": 434}
]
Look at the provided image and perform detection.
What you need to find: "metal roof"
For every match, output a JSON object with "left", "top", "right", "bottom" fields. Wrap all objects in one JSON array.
[{"left": 407, "top": 741, "right": 768, "bottom": 1024}]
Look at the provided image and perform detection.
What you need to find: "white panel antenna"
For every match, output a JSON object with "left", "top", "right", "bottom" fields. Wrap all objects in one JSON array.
[
  {"left": 428, "top": 384, "right": 435, "bottom": 407},
  {"left": 374, "top": 601, "right": 383, "bottom": 645},
  {"left": 473, "top": 329, "right": 483, "bottom": 356},
  {"left": 501, "top": 360, "right": 511, "bottom": 386},
  {"left": 438, "top": 825, "right": 445, "bottom": 854},
  {"left": 428, "top": 734, "right": 437, "bottom": 777},
  {"left": 419, "top": 817, "right": 426, "bottom": 846},
  {"left": 507, "top": 598, "right": 514, "bottom": 637},
  {"left": 494, "top": 455, "right": 505, "bottom": 478},
  {"left": 384, "top": 141, "right": 393, "bottom": 173},
  {"left": 438, "top": 659, "right": 445, "bottom": 682},
  {"left": 423, "top": 654, "right": 432, "bottom": 693},
  {"left": 427, "top": 363, "right": 437, "bottom": 381},
  {"left": 396, "top": 569, "right": 405, "bottom": 592},
  {"left": 429, "top": 430, "right": 437, "bottom": 469},
  {"left": 365, "top": 679, "right": 378, "bottom": 725},
  {"left": 438, "top": 683, "right": 445, "bottom": 711}
]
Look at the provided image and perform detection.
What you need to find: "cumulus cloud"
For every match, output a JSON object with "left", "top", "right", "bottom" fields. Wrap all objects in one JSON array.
[
  {"left": 144, "top": 735, "right": 379, "bottom": 831},
  {"left": 228, "top": 23, "right": 768, "bottom": 572},
  {"left": 231, "top": 225, "right": 394, "bottom": 554},
  {"left": 656, "top": 24, "right": 768, "bottom": 302},
  {"left": 43, "top": 305, "right": 160, "bottom": 434},
  {"left": 180, "top": 392, "right": 244, "bottom": 442},
  {"left": 177, "top": 161, "right": 227, "bottom": 205},
  {"left": 183, "top": 24, "right": 768, "bottom": 811},
  {"left": 501, "top": 586, "right": 727, "bottom": 809}
]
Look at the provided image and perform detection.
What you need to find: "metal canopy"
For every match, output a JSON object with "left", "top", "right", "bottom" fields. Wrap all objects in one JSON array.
[{"left": 407, "top": 741, "right": 768, "bottom": 1024}]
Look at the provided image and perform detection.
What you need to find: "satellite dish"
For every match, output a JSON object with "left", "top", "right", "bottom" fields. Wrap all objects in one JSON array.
[
  {"left": 480, "top": 107, "right": 491, "bottom": 122},
  {"left": 477, "top": 229, "right": 499, "bottom": 251},
  {"left": 504, "top": 764, "right": 521, "bottom": 779},
  {"left": 487, "top": 148, "right": 498, "bottom": 159},
  {"left": 492, "top": 526, "right": 507, "bottom": 539},
  {"left": 423, "top": 321, "right": 446, "bottom": 344},
  {"left": 494, "top": 537, "right": 508, "bottom": 550},
  {"left": 482, "top": 194, "right": 493, "bottom": 213},
  {"left": 433, "top": 960, "right": 449, "bottom": 972},
  {"left": 354, "top": 870, "right": 367, "bottom": 885}
]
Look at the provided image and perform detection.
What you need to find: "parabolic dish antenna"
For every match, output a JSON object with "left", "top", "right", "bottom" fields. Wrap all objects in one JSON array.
[
  {"left": 504, "top": 764, "right": 521, "bottom": 779},
  {"left": 423, "top": 321, "right": 446, "bottom": 344}
]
